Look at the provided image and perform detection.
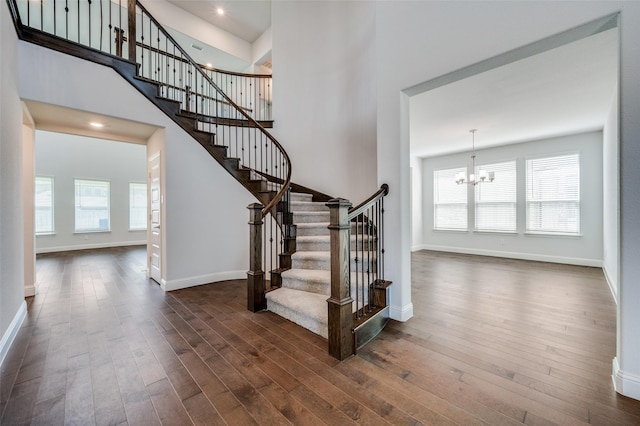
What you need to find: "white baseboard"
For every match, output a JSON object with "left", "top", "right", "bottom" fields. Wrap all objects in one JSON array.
[
  {"left": 411, "top": 244, "right": 428, "bottom": 252},
  {"left": 24, "top": 281, "right": 37, "bottom": 297},
  {"left": 0, "top": 301, "right": 27, "bottom": 368},
  {"left": 161, "top": 270, "right": 246, "bottom": 292},
  {"left": 416, "top": 244, "right": 602, "bottom": 267},
  {"left": 602, "top": 264, "right": 618, "bottom": 304},
  {"left": 389, "top": 302, "right": 414, "bottom": 322},
  {"left": 613, "top": 357, "right": 640, "bottom": 401},
  {"left": 36, "top": 240, "right": 146, "bottom": 254}
]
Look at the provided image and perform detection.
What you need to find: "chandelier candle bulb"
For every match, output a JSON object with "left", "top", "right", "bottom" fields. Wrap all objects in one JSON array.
[{"left": 455, "top": 129, "right": 495, "bottom": 186}]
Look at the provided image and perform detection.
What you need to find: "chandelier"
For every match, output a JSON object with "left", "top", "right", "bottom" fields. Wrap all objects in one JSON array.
[{"left": 455, "top": 129, "right": 495, "bottom": 185}]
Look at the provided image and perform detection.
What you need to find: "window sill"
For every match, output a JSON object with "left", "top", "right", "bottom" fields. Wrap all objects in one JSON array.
[
  {"left": 129, "top": 228, "right": 147, "bottom": 232},
  {"left": 74, "top": 230, "right": 111, "bottom": 234},
  {"left": 473, "top": 230, "right": 517, "bottom": 235},
  {"left": 433, "top": 228, "right": 468, "bottom": 233},
  {"left": 525, "top": 231, "right": 582, "bottom": 238},
  {"left": 36, "top": 232, "right": 56, "bottom": 236}
]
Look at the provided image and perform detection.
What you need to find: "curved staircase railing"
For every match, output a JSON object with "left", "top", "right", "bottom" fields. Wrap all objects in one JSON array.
[
  {"left": 11, "top": 0, "right": 286, "bottom": 214},
  {"left": 131, "top": 0, "right": 290, "bottom": 217},
  {"left": 10, "top": 0, "right": 293, "bottom": 318},
  {"left": 8, "top": 0, "right": 393, "bottom": 360},
  {"left": 200, "top": 65, "right": 272, "bottom": 123}
]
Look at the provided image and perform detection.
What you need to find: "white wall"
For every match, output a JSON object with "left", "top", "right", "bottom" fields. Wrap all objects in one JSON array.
[
  {"left": 22, "top": 114, "right": 35, "bottom": 297},
  {"left": 603, "top": 88, "right": 619, "bottom": 301},
  {"left": 271, "top": 1, "right": 377, "bottom": 202},
  {"left": 18, "top": 40, "right": 255, "bottom": 290},
  {"left": 0, "top": 0, "right": 27, "bottom": 367},
  {"left": 251, "top": 26, "right": 272, "bottom": 74},
  {"left": 374, "top": 1, "right": 640, "bottom": 400},
  {"left": 143, "top": 0, "right": 251, "bottom": 65},
  {"left": 34, "top": 131, "right": 147, "bottom": 253},
  {"left": 419, "top": 132, "right": 603, "bottom": 266}
]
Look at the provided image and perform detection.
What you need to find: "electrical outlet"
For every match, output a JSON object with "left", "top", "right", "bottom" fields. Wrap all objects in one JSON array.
[
  {"left": 499, "top": 238, "right": 505, "bottom": 246},
  {"left": 84, "top": 235, "right": 89, "bottom": 240}
]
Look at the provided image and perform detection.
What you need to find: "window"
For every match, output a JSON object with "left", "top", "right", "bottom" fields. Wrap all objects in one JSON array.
[
  {"left": 526, "top": 154, "right": 580, "bottom": 234},
  {"left": 35, "top": 176, "right": 54, "bottom": 234},
  {"left": 475, "top": 161, "right": 517, "bottom": 232},
  {"left": 434, "top": 167, "right": 467, "bottom": 230},
  {"left": 75, "top": 179, "right": 110, "bottom": 232},
  {"left": 129, "top": 182, "right": 147, "bottom": 230}
]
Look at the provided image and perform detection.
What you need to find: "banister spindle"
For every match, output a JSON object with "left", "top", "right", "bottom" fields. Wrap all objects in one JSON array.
[{"left": 127, "top": 0, "right": 135, "bottom": 62}]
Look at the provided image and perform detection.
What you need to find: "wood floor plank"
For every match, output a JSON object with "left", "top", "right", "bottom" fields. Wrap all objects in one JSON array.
[{"left": 4, "top": 246, "right": 640, "bottom": 426}]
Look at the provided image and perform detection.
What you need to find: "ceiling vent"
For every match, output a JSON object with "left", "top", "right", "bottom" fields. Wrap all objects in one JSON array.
[
  {"left": 191, "top": 44, "right": 203, "bottom": 51},
  {"left": 261, "top": 59, "right": 272, "bottom": 70}
]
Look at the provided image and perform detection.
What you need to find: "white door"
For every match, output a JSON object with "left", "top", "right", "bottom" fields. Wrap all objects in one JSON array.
[{"left": 149, "top": 153, "right": 162, "bottom": 284}]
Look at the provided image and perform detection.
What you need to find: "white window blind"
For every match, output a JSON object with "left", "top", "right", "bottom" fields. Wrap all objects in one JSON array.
[
  {"left": 129, "top": 183, "right": 147, "bottom": 230},
  {"left": 475, "top": 161, "right": 516, "bottom": 232},
  {"left": 75, "top": 179, "right": 110, "bottom": 232},
  {"left": 526, "top": 154, "right": 580, "bottom": 234},
  {"left": 434, "top": 167, "right": 467, "bottom": 230},
  {"left": 35, "top": 176, "right": 54, "bottom": 234}
]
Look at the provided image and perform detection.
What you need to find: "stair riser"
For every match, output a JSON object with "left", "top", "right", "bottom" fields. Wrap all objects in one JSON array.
[
  {"left": 280, "top": 275, "right": 375, "bottom": 302},
  {"left": 290, "top": 193, "right": 314, "bottom": 202},
  {"left": 293, "top": 213, "right": 331, "bottom": 223},
  {"left": 291, "top": 257, "right": 377, "bottom": 271},
  {"left": 296, "top": 223, "right": 366, "bottom": 237},
  {"left": 280, "top": 277, "right": 329, "bottom": 295},
  {"left": 290, "top": 203, "right": 329, "bottom": 212},
  {"left": 297, "top": 239, "right": 377, "bottom": 252},
  {"left": 296, "top": 225, "right": 329, "bottom": 237}
]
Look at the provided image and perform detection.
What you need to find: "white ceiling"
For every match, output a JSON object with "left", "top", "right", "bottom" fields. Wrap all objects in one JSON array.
[
  {"left": 410, "top": 28, "right": 618, "bottom": 159},
  {"left": 165, "top": 0, "right": 272, "bottom": 43},
  {"left": 24, "top": 101, "right": 160, "bottom": 144}
]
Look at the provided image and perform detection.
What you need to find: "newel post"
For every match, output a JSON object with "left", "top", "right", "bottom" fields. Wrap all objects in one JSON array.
[
  {"left": 247, "top": 203, "right": 265, "bottom": 312},
  {"left": 127, "top": 0, "right": 136, "bottom": 62},
  {"left": 326, "top": 198, "right": 354, "bottom": 360}
]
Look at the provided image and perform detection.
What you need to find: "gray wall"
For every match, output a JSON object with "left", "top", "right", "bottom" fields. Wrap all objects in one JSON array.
[
  {"left": 0, "top": 0, "right": 27, "bottom": 365},
  {"left": 602, "top": 90, "right": 619, "bottom": 300},
  {"left": 35, "top": 131, "right": 147, "bottom": 253},
  {"left": 271, "top": 1, "right": 378, "bottom": 203},
  {"left": 419, "top": 132, "right": 604, "bottom": 266}
]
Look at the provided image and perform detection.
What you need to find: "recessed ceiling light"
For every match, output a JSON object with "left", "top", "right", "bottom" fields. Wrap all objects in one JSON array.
[
  {"left": 89, "top": 122, "right": 104, "bottom": 128},
  {"left": 206, "top": 63, "right": 213, "bottom": 68},
  {"left": 217, "top": 7, "right": 224, "bottom": 15}
]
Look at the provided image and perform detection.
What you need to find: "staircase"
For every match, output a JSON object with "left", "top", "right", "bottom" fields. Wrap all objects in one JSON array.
[
  {"left": 8, "top": 0, "right": 391, "bottom": 360},
  {"left": 267, "top": 192, "right": 332, "bottom": 337}
]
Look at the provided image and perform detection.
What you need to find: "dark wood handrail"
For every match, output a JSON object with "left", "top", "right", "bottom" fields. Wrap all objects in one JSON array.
[
  {"left": 202, "top": 65, "right": 272, "bottom": 79},
  {"left": 135, "top": 40, "right": 272, "bottom": 80},
  {"left": 135, "top": 0, "right": 290, "bottom": 217},
  {"left": 348, "top": 184, "right": 389, "bottom": 219},
  {"left": 6, "top": 0, "right": 23, "bottom": 33}
]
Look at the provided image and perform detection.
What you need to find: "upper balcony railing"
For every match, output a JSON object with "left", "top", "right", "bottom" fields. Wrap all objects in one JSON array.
[{"left": 12, "top": 0, "right": 272, "bottom": 122}]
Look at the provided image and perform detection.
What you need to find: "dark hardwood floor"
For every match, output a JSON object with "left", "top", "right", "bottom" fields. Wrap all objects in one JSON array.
[{"left": 2, "top": 247, "right": 639, "bottom": 425}]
